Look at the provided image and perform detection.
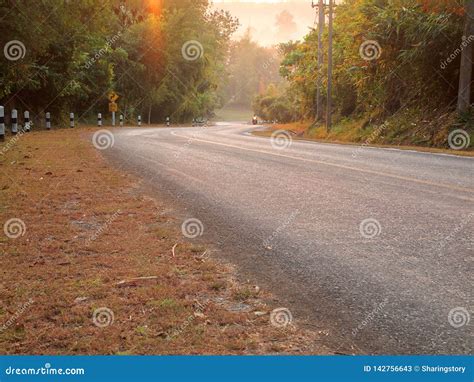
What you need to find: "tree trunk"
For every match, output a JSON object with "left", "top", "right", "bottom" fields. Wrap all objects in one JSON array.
[
  {"left": 457, "top": 0, "right": 474, "bottom": 114},
  {"left": 316, "top": 0, "right": 324, "bottom": 121},
  {"left": 148, "top": 104, "right": 152, "bottom": 125}
]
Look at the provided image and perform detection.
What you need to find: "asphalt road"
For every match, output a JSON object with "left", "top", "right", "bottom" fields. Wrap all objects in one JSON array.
[{"left": 105, "top": 123, "right": 473, "bottom": 354}]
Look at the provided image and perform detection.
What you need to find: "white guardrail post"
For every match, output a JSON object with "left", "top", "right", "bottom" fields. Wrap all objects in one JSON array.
[
  {"left": 11, "top": 109, "right": 18, "bottom": 135},
  {"left": 24, "top": 110, "right": 30, "bottom": 132},
  {"left": 46, "top": 112, "right": 51, "bottom": 129}
]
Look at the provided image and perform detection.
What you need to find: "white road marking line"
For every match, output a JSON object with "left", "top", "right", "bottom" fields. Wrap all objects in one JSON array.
[{"left": 170, "top": 131, "right": 474, "bottom": 196}]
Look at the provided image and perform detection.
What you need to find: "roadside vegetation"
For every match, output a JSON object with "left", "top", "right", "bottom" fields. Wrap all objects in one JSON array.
[
  {"left": 0, "top": 127, "right": 328, "bottom": 354},
  {"left": 253, "top": 0, "right": 473, "bottom": 150},
  {"left": 0, "top": 0, "right": 238, "bottom": 124}
]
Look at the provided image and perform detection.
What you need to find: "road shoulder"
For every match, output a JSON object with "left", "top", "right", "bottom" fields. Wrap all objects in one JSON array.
[
  {"left": 254, "top": 123, "right": 474, "bottom": 157},
  {"left": 0, "top": 127, "right": 328, "bottom": 355}
]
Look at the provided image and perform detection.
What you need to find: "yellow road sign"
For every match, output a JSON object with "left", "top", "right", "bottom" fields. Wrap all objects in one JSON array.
[
  {"left": 108, "top": 91, "right": 119, "bottom": 102},
  {"left": 109, "top": 102, "right": 118, "bottom": 112}
]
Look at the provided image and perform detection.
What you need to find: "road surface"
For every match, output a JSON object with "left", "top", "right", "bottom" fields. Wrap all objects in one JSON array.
[{"left": 104, "top": 123, "right": 473, "bottom": 354}]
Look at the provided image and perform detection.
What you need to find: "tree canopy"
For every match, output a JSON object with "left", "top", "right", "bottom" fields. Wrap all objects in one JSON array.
[
  {"left": 0, "top": 0, "right": 238, "bottom": 123},
  {"left": 254, "top": 0, "right": 471, "bottom": 147}
]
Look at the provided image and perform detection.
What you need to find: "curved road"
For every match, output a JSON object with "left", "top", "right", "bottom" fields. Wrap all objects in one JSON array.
[{"left": 104, "top": 123, "right": 473, "bottom": 354}]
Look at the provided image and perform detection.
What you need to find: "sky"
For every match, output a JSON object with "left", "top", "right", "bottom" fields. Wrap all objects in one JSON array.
[{"left": 211, "top": 0, "right": 316, "bottom": 46}]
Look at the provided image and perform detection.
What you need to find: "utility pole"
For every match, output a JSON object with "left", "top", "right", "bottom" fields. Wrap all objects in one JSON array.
[
  {"left": 326, "top": 0, "right": 334, "bottom": 131},
  {"left": 457, "top": 0, "right": 474, "bottom": 114},
  {"left": 312, "top": 0, "right": 325, "bottom": 122}
]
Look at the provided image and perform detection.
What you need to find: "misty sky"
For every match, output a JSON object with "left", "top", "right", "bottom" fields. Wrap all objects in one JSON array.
[{"left": 211, "top": 0, "right": 316, "bottom": 46}]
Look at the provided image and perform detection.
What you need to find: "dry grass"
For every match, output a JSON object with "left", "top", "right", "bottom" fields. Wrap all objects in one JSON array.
[
  {"left": 256, "top": 121, "right": 474, "bottom": 157},
  {"left": 0, "top": 127, "right": 328, "bottom": 355}
]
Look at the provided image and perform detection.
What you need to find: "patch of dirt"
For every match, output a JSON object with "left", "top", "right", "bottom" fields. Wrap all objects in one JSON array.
[{"left": 0, "top": 127, "right": 330, "bottom": 355}]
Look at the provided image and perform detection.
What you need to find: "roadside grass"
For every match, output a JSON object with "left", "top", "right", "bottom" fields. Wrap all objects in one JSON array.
[
  {"left": 0, "top": 126, "right": 328, "bottom": 355},
  {"left": 255, "top": 116, "right": 473, "bottom": 156}
]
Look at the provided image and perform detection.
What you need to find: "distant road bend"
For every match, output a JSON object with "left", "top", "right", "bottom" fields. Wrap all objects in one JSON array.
[{"left": 106, "top": 123, "right": 473, "bottom": 354}]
